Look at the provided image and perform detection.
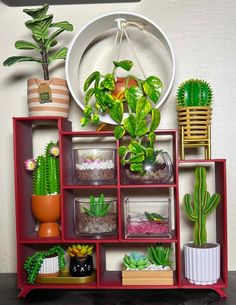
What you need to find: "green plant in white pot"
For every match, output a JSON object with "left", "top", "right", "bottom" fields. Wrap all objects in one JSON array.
[
  {"left": 183, "top": 166, "right": 221, "bottom": 285},
  {"left": 3, "top": 3, "right": 73, "bottom": 117}
]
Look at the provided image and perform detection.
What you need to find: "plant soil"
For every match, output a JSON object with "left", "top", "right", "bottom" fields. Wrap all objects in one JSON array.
[
  {"left": 76, "top": 213, "right": 117, "bottom": 236},
  {"left": 77, "top": 168, "right": 115, "bottom": 184},
  {"left": 186, "top": 242, "right": 219, "bottom": 249}
]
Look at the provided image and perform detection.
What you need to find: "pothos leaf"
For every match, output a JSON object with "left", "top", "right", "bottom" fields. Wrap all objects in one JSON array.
[
  {"left": 84, "top": 88, "right": 95, "bottom": 105},
  {"left": 118, "top": 145, "right": 127, "bottom": 156},
  {"left": 142, "top": 76, "right": 163, "bottom": 103},
  {"left": 113, "top": 60, "right": 133, "bottom": 71},
  {"left": 128, "top": 153, "right": 145, "bottom": 164},
  {"left": 148, "top": 131, "right": 156, "bottom": 147},
  {"left": 125, "top": 86, "right": 143, "bottom": 112},
  {"left": 84, "top": 71, "right": 100, "bottom": 91},
  {"left": 123, "top": 114, "right": 136, "bottom": 137},
  {"left": 109, "top": 100, "right": 123, "bottom": 123},
  {"left": 100, "top": 73, "right": 115, "bottom": 90},
  {"left": 128, "top": 141, "right": 144, "bottom": 154},
  {"left": 130, "top": 163, "right": 143, "bottom": 173},
  {"left": 114, "top": 126, "right": 125, "bottom": 140},
  {"left": 136, "top": 97, "right": 152, "bottom": 121},
  {"left": 150, "top": 108, "right": 161, "bottom": 131},
  {"left": 135, "top": 119, "right": 149, "bottom": 136}
]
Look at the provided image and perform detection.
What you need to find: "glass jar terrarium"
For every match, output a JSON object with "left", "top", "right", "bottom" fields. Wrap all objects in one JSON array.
[
  {"left": 121, "top": 151, "right": 173, "bottom": 185},
  {"left": 73, "top": 148, "right": 116, "bottom": 185},
  {"left": 74, "top": 197, "right": 117, "bottom": 236},
  {"left": 123, "top": 198, "right": 171, "bottom": 238}
]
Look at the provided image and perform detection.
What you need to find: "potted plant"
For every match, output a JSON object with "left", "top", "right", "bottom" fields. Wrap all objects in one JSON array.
[
  {"left": 183, "top": 166, "right": 221, "bottom": 285},
  {"left": 24, "top": 245, "right": 66, "bottom": 284},
  {"left": 25, "top": 141, "right": 60, "bottom": 237},
  {"left": 81, "top": 59, "right": 173, "bottom": 184},
  {"left": 122, "top": 245, "right": 173, "bottom": 285},
  {"left": 3, "top": 3, "right": 73, "bottom": 117},
  {"left": 67, "top": 244, "right": 95, "bottom": 281},
  {"left": 74, "top": 193, "right": 117, "bottom": 236},
  {"left": 176, "top": 79, "right": 213, "bottom": 159}
]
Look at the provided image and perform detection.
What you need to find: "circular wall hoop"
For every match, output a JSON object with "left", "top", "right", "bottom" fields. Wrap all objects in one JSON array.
[{"left": 66, "top": 11, "right": 175, "bottom": 125}]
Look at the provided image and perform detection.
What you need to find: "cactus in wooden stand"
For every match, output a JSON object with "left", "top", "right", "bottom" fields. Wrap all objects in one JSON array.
[
  {"left": 177, "top": 79, "right": 213, "bottom": 107},
  {"left": 32, "top": 141, "right": 60, "bottom": 195},
  {"left": 184, "top": 166, "right": 220, "bottom": 246}
]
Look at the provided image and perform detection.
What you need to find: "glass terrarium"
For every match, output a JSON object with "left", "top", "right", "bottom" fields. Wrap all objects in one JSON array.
[
  {"left": 123, "top": 198, "right": 171, "bottom": 238},
  {"left": 73, "top": 148, "right": 116, "bottom": 185},
  {"left": 74, "top": 196, "right": 117, "bottom": 237},
  {"left": 121, "top": 151, "right": 173, "bottom": 185}
]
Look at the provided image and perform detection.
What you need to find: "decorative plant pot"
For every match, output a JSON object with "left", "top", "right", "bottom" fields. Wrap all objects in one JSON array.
[
  {"left": 184, "top": 242, "right": 220, "bottom": 285},
  {"left": 121, "top": 151, "right": 173, "bottom": 184},
  {"left": 31, "top": 194, "right": 60, "bottom": 237},
  {"left": 73, "top": 148, "right": 116, "bottom": 185},
  {"left": 69, "top": 255, "right": 94, "bottom": 277},
  {"left": 177, "top": 106, "right": 212, "bottom": 159},
  {"left": 38, "top": 255, "right": 60, "bottom": 278},
  {"left": 74, "top": 198, "right": 117, "bottom": 236},
  {"left": 27, "top": 78, "right": 70, "bottom": 118}
]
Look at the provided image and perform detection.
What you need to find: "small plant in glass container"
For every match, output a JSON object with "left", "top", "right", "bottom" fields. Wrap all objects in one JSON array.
[{"left": 74, "top": 194, "right": 117, "bottom": 236}]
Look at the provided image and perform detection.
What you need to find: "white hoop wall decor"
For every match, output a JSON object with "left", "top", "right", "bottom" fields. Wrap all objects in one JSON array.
[{"left": 66, "top": 11, "right": 175, "bottom": 125}]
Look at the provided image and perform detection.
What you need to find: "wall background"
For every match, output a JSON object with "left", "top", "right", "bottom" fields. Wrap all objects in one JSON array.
[{"left": 0, "top": 0, "right": 235, "bottom": 272}]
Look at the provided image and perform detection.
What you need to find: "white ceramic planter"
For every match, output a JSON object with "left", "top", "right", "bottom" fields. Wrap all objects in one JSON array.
[
  {"left": 38, "top": 256, "right": 59, "bottom": 277},
  {"left": 184, "top": 242, "right": 220, "bottom": 285}
]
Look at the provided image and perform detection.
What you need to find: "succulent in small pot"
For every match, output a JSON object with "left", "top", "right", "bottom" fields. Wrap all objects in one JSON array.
[
  {"left": 3, "top": 3, "right": 73, "bottom": 117},
  {"left": 24, "top": 246, "right": 66, "bottom": 284},
  {"left": 74, "top": 194, "right": 117, "bottom": 236},
  {"left": 147, "top": 244, "right": 172, "bottom": 268},
  {"left": 123, "top": 252, "right": 150, "bottom": 270},
  {"left": 183, "top": 166, "right": 221, "bottom": 285},
  {"left": 67, "top": 244, "right": 94, "bottom": 277},
  {"left": 25, "top": 141, "right": 60, "bottom": 237}
]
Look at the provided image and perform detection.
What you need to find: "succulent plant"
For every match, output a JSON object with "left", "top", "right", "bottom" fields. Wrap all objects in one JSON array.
[
  {"left": 177, "top": 79, "right": 213, "bottom": 107},
  {"left": 24, "top": 246, "right": 65, "bottom": 284},
  {"left": 67, "top": 244, "right": 93, "bottom": 258},
  {"left": 3, "top": 3, "right": 73, "bottom": 80},
  {"left": 123, "top": 252, "right": 150, "bottom": 270},
  {"left": 83, "top": 193, "right": 111, "bottom": 217},
  {"left": 147, "top": 245, "right": 172, "bottom": 267},
  {"left": 144, "top": 211, "right": 165, "bottom": 222},
  {"left": 184, "top": 166, "right": 220, "bottom": 246},
  {"left": 30, "top": 141, "right": 60, "bottom": 196}
]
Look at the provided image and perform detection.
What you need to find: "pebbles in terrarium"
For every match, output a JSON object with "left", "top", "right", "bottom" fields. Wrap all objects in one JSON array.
[{"left": 73, "top": 149, "right": 116, "bottom": 185}]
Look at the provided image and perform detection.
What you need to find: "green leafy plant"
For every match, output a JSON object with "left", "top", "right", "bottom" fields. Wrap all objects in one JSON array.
[
  {"left": 147, "top": 244, "right": 172, "bottom": 267},
  {"left": 83, "top": 193, "right": 110, "bottom": 217},
  {"left": 123, "top": 252, "right": 150, "bottom": 270},
  {"left": 24, "top": 246, "right": 65, "bottom": 284},
  {"left": 177, "top": 79, "right": 213, "bottom": 107},
  {"left": 184, "top": 166, "right": 220, "bottom": 246},
  {"left": 25, "top": 141, "right": 60, "bottom": 195},
  {"left": 3, "top": 3, "right": 73, "bottom": 80},
  {"left": 81, "top": 59, "right": 163, "bottom": 174},
  {"left": 144, "top": 211, "right": 165, "bottom": 222}
]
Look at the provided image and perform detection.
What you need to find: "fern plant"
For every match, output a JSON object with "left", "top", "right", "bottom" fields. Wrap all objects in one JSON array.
[{"left": 177, "top": 79, "right": 213, "bottom": 107}]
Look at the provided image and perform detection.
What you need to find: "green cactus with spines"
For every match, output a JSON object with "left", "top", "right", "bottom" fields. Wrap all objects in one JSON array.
[
  {"left": 184, "top": 166, "right": 220, "bottom": 246},
  {"left": 177, "top": 79, "right": 213, "bottom": 107},
  {"left": 32, "top": 141, "right": 60, "bottom": 195},
  {"left": 147, "top": 245, "right": 172, "bottom": 267},
  {"left": 123, "top": 252, "right": 150, "bottom": 270}
]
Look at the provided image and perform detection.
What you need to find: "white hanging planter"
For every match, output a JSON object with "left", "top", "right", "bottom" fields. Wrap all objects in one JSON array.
[
  {"left": 184, "top": 242, "right": 220, "bottom": 285},
  {"left": 38, "top": 255, "right": 59, "bottom": 277}
]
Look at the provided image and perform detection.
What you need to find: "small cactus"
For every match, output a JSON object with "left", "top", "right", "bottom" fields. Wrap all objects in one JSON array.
[
  {"left": 123, "top": 252, "right": 150, "bottom": 270},
  {"left": 147, "top": 245, "right": 172, "bottom": 267},
  {"left": 177, "top": 79, "right": 213, "bottom": 107},
  {"left": 67, "top": 244, "right": 93, "bottom": 258}
]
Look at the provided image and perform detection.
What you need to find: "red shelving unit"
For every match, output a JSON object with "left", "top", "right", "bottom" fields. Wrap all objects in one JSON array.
[{"left": 13, "top": 117, "right": 227, "bottom": 298}]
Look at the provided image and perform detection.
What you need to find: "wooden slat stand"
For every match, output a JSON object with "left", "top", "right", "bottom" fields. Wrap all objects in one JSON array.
[
  {"left": 122, "top": 269, "right": 174, "bottom": 285},
  {"left": 177, "top": 106, "right": 212, "bottom": 160}
]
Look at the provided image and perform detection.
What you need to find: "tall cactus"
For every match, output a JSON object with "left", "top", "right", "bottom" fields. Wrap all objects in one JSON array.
[
  {"left": 184, "top": 166, "right": 220, "bottom": 246},
  {"left": 32, "top": 141, "right": 60, "bottom": 195},
  {"left": 177, "top": 79, "right": 213, "bottom": 107}
]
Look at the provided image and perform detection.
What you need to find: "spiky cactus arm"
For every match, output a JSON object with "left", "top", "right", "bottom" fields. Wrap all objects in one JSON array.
[
  {"left": 45, "top": 142, "right": 60, "bottom": 194},
  {"left": 184, "top": 166, "right": 220, "bottom": 246},
  {"left": 177, "top": 79, "right": 213, "bottom": 107},
  {"left": 33, "top": 155, "right": 47, "bottom": 195}
]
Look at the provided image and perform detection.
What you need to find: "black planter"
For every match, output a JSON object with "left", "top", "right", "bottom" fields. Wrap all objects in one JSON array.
[{"left": 69, "top": 255, "right": 94, "bottom": 277}]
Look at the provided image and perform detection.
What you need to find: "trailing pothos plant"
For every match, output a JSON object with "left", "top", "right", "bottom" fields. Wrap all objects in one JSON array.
[
  {"left": 81, "top": 60, "right": 163, "bottom": 174},
  {"left": 3, "top": 3, "right": 73, "bottom": 80}
]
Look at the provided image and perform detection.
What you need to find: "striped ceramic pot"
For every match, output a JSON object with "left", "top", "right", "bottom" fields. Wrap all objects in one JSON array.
[{"left": 27, "top": 78, "right": 70, "bottom": 118}]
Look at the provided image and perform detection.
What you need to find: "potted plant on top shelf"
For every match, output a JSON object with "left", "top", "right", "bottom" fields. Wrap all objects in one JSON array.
[
  {"left": 183, "top": 166, "right": 221, "bottom": 285},
  {"left": 176, "top": 79, "right": 213, "bottom": 159},
  {"left": 25, "top": 141, "right": 60, "bottom": 238},
  {"left": 3, "top": 3, "right": 73, "bottom": 118},
  {"left": 80, "top": 59, "right": 173, "bottom": 184}
]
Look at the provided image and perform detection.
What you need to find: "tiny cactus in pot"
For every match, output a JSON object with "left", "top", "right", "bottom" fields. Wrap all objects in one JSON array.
[{"left": 123, "top": 252, "right": 150, "bottom": 270}]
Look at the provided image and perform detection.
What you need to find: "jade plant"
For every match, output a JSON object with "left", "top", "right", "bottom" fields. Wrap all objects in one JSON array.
[
  {"left": 184, "top": 166, "right": 220, "bottom": 246},
  {"left": 177, "top": 79, "right": 213, "bottom": 107},
  {"left": 24, "top": 246, "right": 65, "bottom": 284},
  {"left": 123, "top": 252, "right": 150, "bottom": 270},
  {"left": 83, "top": 193, "right": 110, "bottom": 217},
  {"left": 147, "top": 244, "right": 172, "bottom": 267},
  {"left": 24, "top": 141, "right": 60, "bottom": 195},
  {"left": 67, "top": 244, "right": 93, "bottom": 258},
  {"left": 3, "top": 3, "right": 73, "bottom": 80},
  {"left": 81, "top": 59, "right": 163, "bottom": 175}
]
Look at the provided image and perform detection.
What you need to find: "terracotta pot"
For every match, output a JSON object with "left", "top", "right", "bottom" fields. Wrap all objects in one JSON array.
[
  {"left": 27, "top": 78, "right": 70, "bottom": 118},
  {"left": 32, "top": 194, "right": 60, "bottom": 237}
]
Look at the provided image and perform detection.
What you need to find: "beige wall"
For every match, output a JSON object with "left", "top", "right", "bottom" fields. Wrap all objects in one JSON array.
[{"left": 0, "top": 0, "right": 235, "bottom": 272}]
